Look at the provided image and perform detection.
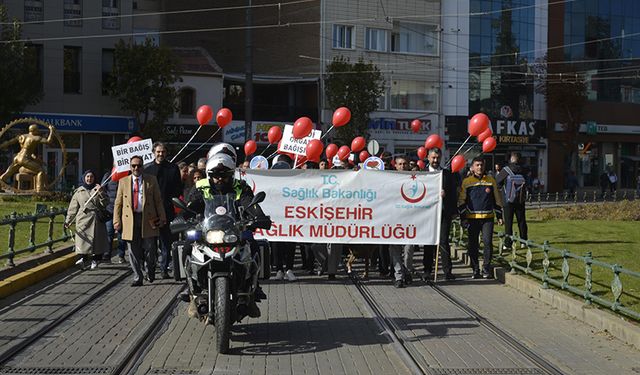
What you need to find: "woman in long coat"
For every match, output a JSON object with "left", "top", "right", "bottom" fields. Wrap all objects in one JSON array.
[{"left": 64, "top": 170, "right": 110, "bottom": 269}]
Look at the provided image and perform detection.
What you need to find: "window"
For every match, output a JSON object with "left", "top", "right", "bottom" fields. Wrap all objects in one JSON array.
[
  {"left": 24, "top": 1, "right": 43, "bottom": 23},
  {"left": 64, "top": 0, "right": 82, "bottom": 27},
  {"left": 64, "top": 47, "right": 82, "bottom": 94},
  {"left": 391, "top": 22, "right": 438, "bottom": 56},
  {"left": 390, "top": 80, "right": 438, "bottom": 111},
  {"left": 332, "top": 25, "right": 355, "bottom": 49},
  {"left": 102, "top": 0, "right": 120, "bottom": 30},
  {"left": 24, "top": 44, "right": 44, "bottom": 91},
  {"left": 179, "top": 88, "right": 196, "bottom": 116},
  {"left": 365, "top": 28, "right": 388, "bottom": 52},
  {"left": 133, "top": 30, "right": 160, "bottom": 46},
  {"left": 101, "top": 49, "right": 114, "bottom": 95}
]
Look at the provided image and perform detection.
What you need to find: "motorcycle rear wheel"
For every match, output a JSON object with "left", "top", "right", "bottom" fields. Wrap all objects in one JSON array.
[{"left": 214, "top": 277, "right": 231, "bottom": 353}]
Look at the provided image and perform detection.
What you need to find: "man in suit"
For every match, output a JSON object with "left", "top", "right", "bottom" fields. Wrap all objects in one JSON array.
[
  {"left": 114, "top": 155, "right": 166, "bottom": 287},
  {"left": 423, "top": 148, "right": 458, "bottom": 281},
  {"left": 144, "top": 142, "right": 182, "bottom": 279}
]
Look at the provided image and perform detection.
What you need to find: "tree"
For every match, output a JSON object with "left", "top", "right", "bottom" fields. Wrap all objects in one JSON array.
[
  {"left": 534, "top": 54, "right": 587, "bottom": 172},
  {"left": 0, "top": 5, "right": 43, "bottom": 124},
  {"left": 106, "top": 38, "right": 182, "bottom": 139},
  {"left": 325, "top": 56, "right": 384, "bottom": 142}
]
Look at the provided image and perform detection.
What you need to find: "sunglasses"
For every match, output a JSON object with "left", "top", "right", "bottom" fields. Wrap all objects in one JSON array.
[{"left": 131, "top": 164, "right": 142, "bottom": 169}]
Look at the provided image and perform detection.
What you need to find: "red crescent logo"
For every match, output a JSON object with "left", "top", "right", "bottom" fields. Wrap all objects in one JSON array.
[{"left": 400, "top": 181, "right": 427, "bottom": 203}]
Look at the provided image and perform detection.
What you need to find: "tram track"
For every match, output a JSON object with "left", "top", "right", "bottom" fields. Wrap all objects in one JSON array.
[
  {"left": 0, "top": 263, "right": 185, "bottom": 375},
  {"left": 0, "top": 268, "right": 132, "bottom": 366},
  {"left": 350, "top": 273, "right": 565, "bottom": 375}
]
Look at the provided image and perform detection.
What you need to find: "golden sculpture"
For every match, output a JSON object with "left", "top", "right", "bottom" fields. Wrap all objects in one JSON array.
[{"left": 0, "top": 118, "right": 67, "bottom": 193}]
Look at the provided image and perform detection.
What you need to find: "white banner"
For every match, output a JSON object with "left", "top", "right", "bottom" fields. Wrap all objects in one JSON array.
[
  {"left": 241, "top": 169, "right": 442, "bottom": 245},
  {"left": 278, "top": 124, "right": 322, "bottom": 156},
  {"left": 111, "top": 139, "right": 154, "bottom": 172}
]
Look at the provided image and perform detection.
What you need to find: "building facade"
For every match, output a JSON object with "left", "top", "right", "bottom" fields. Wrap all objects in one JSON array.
[
  {"left": 442, "top": 0, "right": 549, "bottom": 185},
  {"left": 547, "top": 0, "right": 640, "bottom": 191}
]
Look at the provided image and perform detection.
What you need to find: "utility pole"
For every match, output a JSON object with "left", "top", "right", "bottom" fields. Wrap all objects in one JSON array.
[{"left": 244, "top": 0, "right": 253, "bottom": 143}]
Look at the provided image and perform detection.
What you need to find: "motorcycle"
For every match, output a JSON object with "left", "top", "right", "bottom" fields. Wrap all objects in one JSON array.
[{"left": 170, "top": 192, "right": 270, "bottom": 354}]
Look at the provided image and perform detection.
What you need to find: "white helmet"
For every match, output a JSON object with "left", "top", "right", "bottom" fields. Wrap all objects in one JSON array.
[
  {"left": 206, "top": 153, "right": 235, "bottom": 178},
  {"left": 207, "top": 143, "right": 237, "bottom": 162}
]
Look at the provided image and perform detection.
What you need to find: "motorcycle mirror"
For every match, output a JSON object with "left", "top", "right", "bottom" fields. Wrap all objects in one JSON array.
[
  {"left": 249, "top": 191, "right": 266, "bottom": 207},
  {"left": 172, "top": 197, "right": 198, "bottom": 215}
]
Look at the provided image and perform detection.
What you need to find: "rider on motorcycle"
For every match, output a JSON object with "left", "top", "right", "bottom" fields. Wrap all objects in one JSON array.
[{"left": 186, "top": 150, "right": 267, "bottom": 318}]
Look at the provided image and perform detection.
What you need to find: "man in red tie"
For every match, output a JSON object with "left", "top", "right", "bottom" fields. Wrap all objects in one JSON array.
[{"left": 113, "top": 155, "right": 166, "bottom": 287}]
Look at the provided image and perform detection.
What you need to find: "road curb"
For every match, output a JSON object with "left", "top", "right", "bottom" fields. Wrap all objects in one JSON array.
[
  {"left": 454, "top": 247, "right": 640, "bottom": 351},
  {"left": 0, "top": 252, "right": 77, "bottom": 299}
]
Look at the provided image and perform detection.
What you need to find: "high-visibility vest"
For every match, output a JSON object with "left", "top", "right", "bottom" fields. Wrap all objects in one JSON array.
[{"left": 195, "top": 178, "right": 243, "bottom": 201}]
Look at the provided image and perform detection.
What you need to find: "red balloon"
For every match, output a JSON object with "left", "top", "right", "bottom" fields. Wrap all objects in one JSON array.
[
  {"left": 332, "top": 107, "right": 351, "bottom": 127},
  {"left": 244, "top": 140, "right": 257, "bottom": 156},
  {"left": 469, "top": 113, "right": 490, "bottom": 136},
  {"left": 306, "top": 139, "right": 324, "bottom": 162},
  {"left": 267, "top": 126, "right": 283, "bottom": 144},
  {"left": 424, "top": 134, "right": 443, "bottom": 150},
  {"left": 216, "top": 108, "right": 233, "bottom": 128},
  {"left": 359, "top": 150, "right": 370, "bottom": 162},
  {"left": 196, "top": 105, "right": 213, "bottom": 126},
  {"left": 482, "top": 136, "right": 497, "bottom": 153},
  {"left": 127, "top": 136, "right": 143, "bottom": 144},
  {"left": 337, "top": 145, "right": 350, "bottom": 160},
  {"left": 417, "top": 160, "right": 426, "bottom": 170},
  {"left": 351, "top": 136, "right": 366, "bottom": 153},
  {"left": 450, "top": 155, "right": 466, "bottom": 173},
  {"left": 325, "top": 143, "right": 338, "bottom": 159},
  {"left": 110, "top": 166, "right": 129, "bottom": 182},
  {"left": 293, "top": 117, "right": 313, "bottom": 139},
  {"left": 411, "top": 119, "right": 422, "bottom": 133},
  {"left": 417, "top": 146, "right": 427, "bottom": 160},
  {"left": 477, "top": 127, "right": 493, "bottom": 143}
]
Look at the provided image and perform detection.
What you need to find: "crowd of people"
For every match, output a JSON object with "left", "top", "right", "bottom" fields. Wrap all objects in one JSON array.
[{"left": 64, "top": 141, "right": 531, "bottom": 289}]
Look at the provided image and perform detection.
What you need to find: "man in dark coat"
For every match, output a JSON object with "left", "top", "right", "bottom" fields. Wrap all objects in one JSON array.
[
  {"left": 144, "top": 142, "right": 183, "bottom": 279},
  {"left": 423, "top": 148, "right": 457, "bottom": 281},
  {"left": 496, "top": 152, "right": 529, "bottom": 250}
]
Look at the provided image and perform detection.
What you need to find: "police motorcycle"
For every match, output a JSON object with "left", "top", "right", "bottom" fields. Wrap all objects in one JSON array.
[{"left": 170, "top": 191, "right": 270, "bottom": 354}]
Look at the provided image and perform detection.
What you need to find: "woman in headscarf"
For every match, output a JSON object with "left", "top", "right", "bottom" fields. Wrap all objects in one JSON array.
[{"left": 64, "top": 170, "right": 110, "bottom": 269}]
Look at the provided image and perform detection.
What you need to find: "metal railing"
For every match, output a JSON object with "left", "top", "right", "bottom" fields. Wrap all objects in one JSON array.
[
  {"left": 450, "top": 220, "right": 640, "bottom": 322},
  {"left": 0, "top": 207, "right": 72, "bottom": 267},
  {"left": 525, "top": 189, "right": 639, "bottom": 208}
]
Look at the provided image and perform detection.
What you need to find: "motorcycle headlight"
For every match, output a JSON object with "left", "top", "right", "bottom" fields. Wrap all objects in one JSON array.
[
  {"left": 205, "top": 230, "right": 225, "bottom": 244},
  {"left": 223, "top": 234, "right": 238, "bottom": 243}
]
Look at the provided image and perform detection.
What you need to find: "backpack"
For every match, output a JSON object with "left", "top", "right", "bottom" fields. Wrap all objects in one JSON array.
[{"left": 503, "top": 166, "right": 527, "bottom": 203}]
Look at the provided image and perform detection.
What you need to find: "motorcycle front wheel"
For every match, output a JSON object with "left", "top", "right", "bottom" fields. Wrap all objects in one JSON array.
[{"left": 214, "top": 277, "right": 231, "bottom": 354}]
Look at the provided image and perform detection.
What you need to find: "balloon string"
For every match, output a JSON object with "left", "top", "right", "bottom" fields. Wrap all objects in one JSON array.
[
  {"left": 260, "top": 143, "right": 272, "bottom": 156},
  {"left": 292, "top": 154, "right": 299, "bottom": 170},
  {"left": 445, "top": 134, "right": 472, "bottom": 167},
  {"left": 462, "top": 143, "right": 478, "bottom": 156},
  {"left": 170, "top": 126, "right": 203, "bottom": 163},
  {"left": 266, "top": 149, "right": 279, "bottom": 160},
  {"left": 320, "top": 125, "right": 335, "bottom": 140},
  {"left": 178, "top": 127, "right": 221, "bottom": 163}
]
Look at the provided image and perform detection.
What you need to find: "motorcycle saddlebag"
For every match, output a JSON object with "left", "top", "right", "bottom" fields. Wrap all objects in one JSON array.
[{"left": 171, "top": 240, "right": 188, "bottom": 281}]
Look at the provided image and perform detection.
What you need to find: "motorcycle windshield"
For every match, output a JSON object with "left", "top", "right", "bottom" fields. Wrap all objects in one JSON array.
[{"left": 203, "top": 194, "right": 237, "bottom": 231}]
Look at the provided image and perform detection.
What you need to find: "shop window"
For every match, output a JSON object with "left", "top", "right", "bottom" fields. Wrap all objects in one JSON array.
[
  {"left": 101, "top": 49, "right": 114, "bottom": 95},
  {"left": 102, "top": 0, "right": 120, "bottom": 30},
  {"left": 365, "top": 28, "right": 389, "bottom": 52},
  {"left": 390, "top": 80, "right": 438, "bottom": 111},
  {"left": 179, "top": 88, "right": 196, "bottom": 116},
  {"left": 333, "top": 25, "right": 355, "bottom": 49},
  {"left": 24, "top": 0, "right": 43, "bottom": 23},
  {"left": 64, "top": 0, "right": 82, "bottom": 27},
  {"left": 391, "top": 21, "right": 438, "bottom": 56},
  {"left": 24, "top": 44, "right": 44, "bottom": 92},
  {"left": 64, "top": 46, "right": 82, "bottom": 94}
]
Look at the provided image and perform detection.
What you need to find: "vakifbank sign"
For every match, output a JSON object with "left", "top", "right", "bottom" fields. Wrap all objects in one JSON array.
[{"left": 21, "top": 112, "right": 137, "bottom": 133}]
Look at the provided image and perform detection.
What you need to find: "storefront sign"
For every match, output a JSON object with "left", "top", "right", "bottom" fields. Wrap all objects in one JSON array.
[
  {"left": 243, "top": 169, "right": 442, "bottom": 244},
  {"left": 22, "top": 112, "right": 136, "bottom": 133},
  {"left": 578, "top": 123, "right": 640, "bottom": 135},
  {"left": 445, "top": 116, "right": 546, "bottom": 144},
  {"left": 368, "top": 117, "right": 434, "bottom": 141},
  {"left": 223, "top": 120, "right": 305, "bottom": 145}
]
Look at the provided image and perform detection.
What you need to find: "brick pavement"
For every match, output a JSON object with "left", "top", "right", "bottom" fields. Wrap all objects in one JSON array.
[
  {"left": 1, "top": 263, "right": 182, "bottom": 370},
  {"left": 136, "top": 276, "right": 411, "bottom": 375}
]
